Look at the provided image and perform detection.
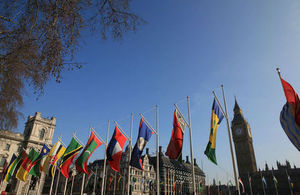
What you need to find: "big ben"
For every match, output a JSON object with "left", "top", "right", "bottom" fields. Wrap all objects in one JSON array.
[{"left": 231, "top": 99, "right": 257, "bottom": 176}]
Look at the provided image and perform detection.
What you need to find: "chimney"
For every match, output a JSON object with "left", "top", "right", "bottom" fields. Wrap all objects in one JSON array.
[
  {"left": 159, "top": 146, "right": 162, "bottom": 154},
  {"left": 146, "top": 148, "right": 149, "bottom": 155},
  {"left": 194, "top": 158, "right": 197, "bottom": 166},
  {"left": 186, "top": 156, "right": 190, "bottom": 163}
]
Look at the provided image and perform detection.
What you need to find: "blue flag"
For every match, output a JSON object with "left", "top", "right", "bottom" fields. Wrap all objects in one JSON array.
[{"left": 130, "top": 118, "right": 153, "bottom": 170}]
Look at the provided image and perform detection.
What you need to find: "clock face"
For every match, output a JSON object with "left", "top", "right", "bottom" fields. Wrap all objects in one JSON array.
[{"left": 235, "top": 128, "right": 243, "bottom": 136}]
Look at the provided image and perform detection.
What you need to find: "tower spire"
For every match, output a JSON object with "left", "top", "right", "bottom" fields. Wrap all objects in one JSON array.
[{"left": 234, "top": 97, "right": 242, "bottom": 114}]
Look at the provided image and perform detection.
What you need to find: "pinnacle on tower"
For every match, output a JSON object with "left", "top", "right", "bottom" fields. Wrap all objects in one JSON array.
[{"left": 233, "top": 97, "right": 242, "bottom": 114}]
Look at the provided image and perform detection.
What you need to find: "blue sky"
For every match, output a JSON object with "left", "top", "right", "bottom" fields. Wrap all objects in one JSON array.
[{"left": 17, "top": 0, "right": 300, "bottom": 184}]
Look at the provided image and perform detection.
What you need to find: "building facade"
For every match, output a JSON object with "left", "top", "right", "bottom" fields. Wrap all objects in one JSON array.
[{"left": 0, "top": 112, "right": 56, "bottom": 195}]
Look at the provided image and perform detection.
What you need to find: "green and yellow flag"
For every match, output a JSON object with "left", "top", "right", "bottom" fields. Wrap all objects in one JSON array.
[
  {"left": 16, "top": 148, "right": 39, "bottom": 181},
  {"left": 3, "top": 150, "right": 27, "bottom": 183},
  {"left": 204, "top": 98, "right": 224, "bottom": 165}
]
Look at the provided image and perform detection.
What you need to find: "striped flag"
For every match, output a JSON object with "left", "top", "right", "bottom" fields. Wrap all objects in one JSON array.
[
  {"left": 16, "top": 148, "right": 39, "bottom": 181},
  {"left": 204, "top": 98, "right": 224, "bottom": 165},
  {"left": 107, "top": 126, "right": 127, "bottom": 172},
  {"left": 279, "top": 77, "right": 300, "bottom": 151},
  {"left": 60, "top": 137, "right": 83, "bottom": 178},
  {"left": 42, "top": 140, "right": 66, "bottom": 177},
  {"left": 130, "top": 118, "right": 153, "bottom": 170},
  {"left": 3, "top": 151, "right": 26, "bottom": 183}
]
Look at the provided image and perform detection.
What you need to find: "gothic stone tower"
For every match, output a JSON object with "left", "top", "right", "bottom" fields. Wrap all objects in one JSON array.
[{"left": 231, "top": 99, "right": 257, "bottom": 176}]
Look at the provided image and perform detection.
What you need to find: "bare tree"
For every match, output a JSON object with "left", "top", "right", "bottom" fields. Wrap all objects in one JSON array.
[{"left": 0, "top": 0, "right": 144, "bottom": 130}]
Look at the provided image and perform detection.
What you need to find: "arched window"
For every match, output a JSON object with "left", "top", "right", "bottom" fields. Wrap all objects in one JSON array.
[{"left": 39, "top": 129, "right": 45, "bottom": 140}]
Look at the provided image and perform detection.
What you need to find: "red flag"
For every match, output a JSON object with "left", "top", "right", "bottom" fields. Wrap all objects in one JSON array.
[
  {"left": 280, "top": 78, "right": 300, "bottom": 126},
  {"left": 165, "top": 109, "right": 186, "bottom": 159},
  {"left": 106, "top": 126, "right": 127, "bottom": 172}
]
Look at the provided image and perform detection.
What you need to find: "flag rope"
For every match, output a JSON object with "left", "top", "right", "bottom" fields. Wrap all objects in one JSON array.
[
  {"left": 90, "top": 127, "right": 106, "bottom": 145},
  {"left": 139, "top": 113, "right": 157, "bottom": 135},
  {"left": 114, "top": 121, "right": 131, "bottom": 140}
]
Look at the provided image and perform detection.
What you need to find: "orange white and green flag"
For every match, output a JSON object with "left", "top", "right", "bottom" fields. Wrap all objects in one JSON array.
[{"left": 16, "top": 148, "right": 39, "bottom": 182}]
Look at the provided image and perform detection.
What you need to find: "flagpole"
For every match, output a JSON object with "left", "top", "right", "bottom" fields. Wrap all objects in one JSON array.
[
  {"left": 63, "top": 177, "right": 68, "bottom": 195},
  {"left": 286, "top": 169, "right": 293, "bottom": 195},
  {"left": 101, "top": 120, "right": 110, "bottom": 195},
  {"left": 156, "top": 104, "right": 160, "bottom": 195},
  {"left": 219, "top": 85, "right": 241, "bottom": 195},
  {"left": 49, "top": 164, "right": 56, "bottom": 195},
  {"left": 54, "top": 168, "right": 60, "bottom": 195},
  {"left": 127, "top": 113, "right": 133, "bottom": 195},
  {"left": 186, "top": 96, "right": 196, "bottom": 194},
  {"left": 80, "top": 174, "right": 85, "bottom": 195},
  {"left": 248, "top": 172, "right": 253, "bottom": 195},
  {"left": 93, "top": 165, "right": 98, "bottom": 195},
  {"left": 70, "top": 169, "right": 75, "bottom": 195}
]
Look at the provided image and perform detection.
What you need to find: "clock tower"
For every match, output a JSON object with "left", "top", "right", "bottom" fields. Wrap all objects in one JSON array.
[{"left": 231, "top": 99, "right": 257, "bottom": 176}]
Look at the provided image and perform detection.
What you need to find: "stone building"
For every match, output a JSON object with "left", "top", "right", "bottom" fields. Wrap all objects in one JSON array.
[
  {"left": 149, "top": 146, "right": 205, "bottom": 195},
  {"left": 87, "top": 145, "right": 157, "bottom": 195},
  {"left": 231, "top": 99, "right": 300, "bottom": 194},
  {"left": 83, "top": 145, "right": 206, "bottom": 195},
  {"left": 0, "top": 112, "right": 56, "bottom": 195}
]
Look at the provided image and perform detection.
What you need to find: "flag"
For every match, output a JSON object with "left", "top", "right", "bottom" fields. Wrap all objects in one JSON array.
[
  {"left": 287, "top": 174, "right": 294, "bottom": 189},
  {"left": 273, "top": 175, "right": 278, "bottom": 189},
  {"left": 239, "top": 178, "right": 245, "bottom": 193},
  {"left": 107, "top": 126, "right": 127, "bottom": 172},
  {"left": 204, "top": 98, "right": 224, "bottom": 165},
  {"left": 199, "top": 180, "right": 203, "bottom": 192},
  {"left": 262, "top": 176, "right": 267, "bottom": 189},
  {"left": 43, "top": 141, "right": 66, "bottom": 177},
  {"left": 108, "top": 173, "right": 115, "bottom": 191},
  {"left": 116, "top": 175, "right": 122, "bottom": 190},
  {"left": 60, "top": 137, "right": 83, "bottom": 178},
  {"left": 3, "top": 151, "right": 26, "bottom": 183},
  {"left": 1, "top": 159, "right": 7, "bottom": 183},
  {"left": 165, "top": 108, "right": 186, "bottom": 160},
  {"left": 84, "top": 171, "right": 95, "bottom": 190},
  {"left": 172, "top": 181, "right": 176, "bottom": 192},
  {"left": 279, "top": 77, "right": 300, "bottom": 151},
  {"left": 3, "top": 154, "right": 17, "bottom": 183},
  {"left": 130, "top": 118, "right": 153, "bottom": 170},
  {"left": 16, "top": 148, "right": 39, "bottom": 181},
  {"left": 76, "top": 131, "right": 102, "bottom": 175},
  {"left": 29, "top": 144, "right": 50, "bottom": 177}
]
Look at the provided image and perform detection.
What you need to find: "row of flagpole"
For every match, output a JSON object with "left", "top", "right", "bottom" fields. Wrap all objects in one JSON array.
[
  {"left": 0, "top": 92, "right": 237, "bottom": 195},
  {"left": 4, "top": 67, "right": 297, "bottom": 195}
]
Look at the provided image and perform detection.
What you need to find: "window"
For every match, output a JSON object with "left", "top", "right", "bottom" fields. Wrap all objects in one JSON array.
[
  {"left": 17, "top": 146, "right": 22, "bottom": 153},
  {"left": 39, "top": 129, "right": 45, "bottom": 140},
  {"left": 5, "top": 144, "right": 10, "bottom": 151},
  {"left": 0, "top": 157, "right": 6, "bottom": 167}
]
